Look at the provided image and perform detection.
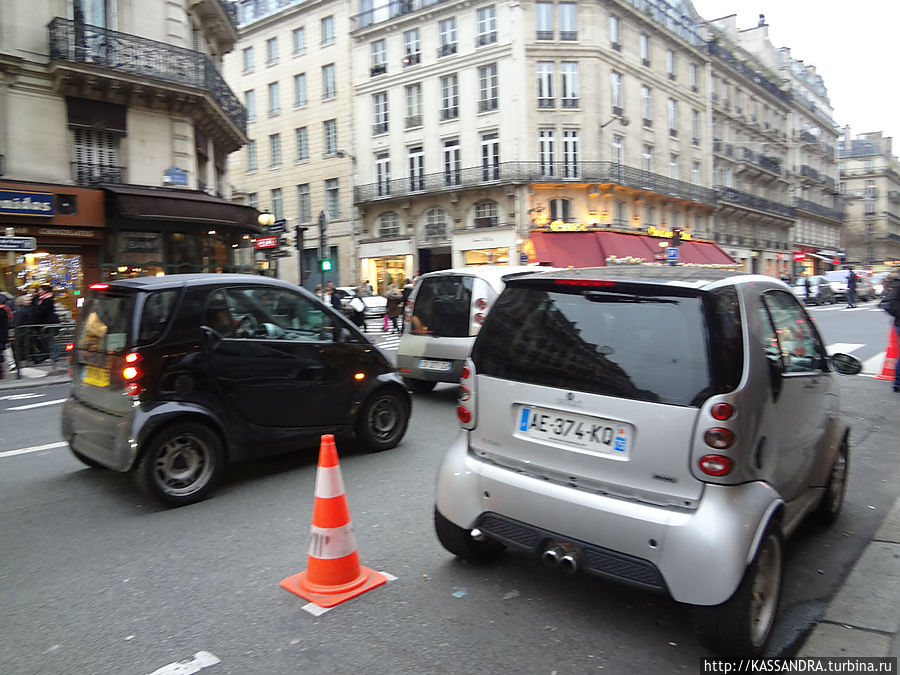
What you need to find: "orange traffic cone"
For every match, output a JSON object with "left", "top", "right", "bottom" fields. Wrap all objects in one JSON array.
[
  {"left": 280, "top": 434, "right": 386, "bottom": 608},
  {"left": 875, "top": 328, "right": 899, "bottom": 381}
]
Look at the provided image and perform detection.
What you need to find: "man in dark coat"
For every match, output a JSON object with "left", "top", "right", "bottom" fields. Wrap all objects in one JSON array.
[
  {"left": 846, "top": 267, "right": 858, "bottom": 308},
  {"left": 882, "top": 270, "right": 900, "bottom": 393},
  {"left": 0, "top": 293, "right": 10, "bottom": 379},
  {"left": 30, "top": 285, "right": 59, "bottom": 363}
]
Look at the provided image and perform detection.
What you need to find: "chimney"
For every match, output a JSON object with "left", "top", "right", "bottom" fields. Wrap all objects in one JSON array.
[
  {"left": 843, "top": 125, "right": 852, "bottom": 149},
  {"left": 758, "top": 13, "right": 766, "bottom": 27}
]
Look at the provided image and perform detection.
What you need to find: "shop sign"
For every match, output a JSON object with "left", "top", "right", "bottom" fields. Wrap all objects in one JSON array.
[
  {"left": 0, "top": 235, "right": 37, "bottom": 251},
  {"left": 548, "top": 220, "right": 592, "bottom": 231},
  {"left": 124, "top": 234, "right": 159, "bottom": 252},
  {"left": 254, "top": 236, "right": 279, "bottom": 249},
  {"left": 0, "top": 189, "right": 54, "bottom": 217},
  {"left": 647, "top": 225, "right": 692, "bottom": 241},
  {"left": 163, "top": 167, "right": 188, "bottom": 186}
]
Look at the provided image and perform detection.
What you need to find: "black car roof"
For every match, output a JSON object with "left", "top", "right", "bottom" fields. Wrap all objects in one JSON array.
[{"left": 99, "top": 273, "right": 300, "bottom": 293}]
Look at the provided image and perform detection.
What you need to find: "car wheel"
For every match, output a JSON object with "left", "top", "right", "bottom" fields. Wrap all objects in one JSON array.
[
  {"left": 434, "top": 508, "right": 506, "bottom": 563},
  {"left": 816, "top": 437, "right": 849, "bottom": 525},
  {"left": 70, "top": 446, "right": 107, "bottom": 469},
  {"left": 693, "top": 525, "right": 783, "bottom": 658},
  {"left": 135, "top": 422, "right": 224, "bottom": 507},
  {"left": 355, "top": 388, "right": 409, "bottom": 452},
  {"left": 403, "top": 377, "right": 437, "bottom": 393}
]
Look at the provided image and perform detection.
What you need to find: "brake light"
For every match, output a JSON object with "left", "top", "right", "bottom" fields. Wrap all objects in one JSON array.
[
  {"left": 457, "top": 360, "right": 476, "bottom": 428},
  {"left": 122, "top": 352, "right": 142, "bottom": 397},
  {"left": 461, "top": 365, "right": 471, "bottom": 379},
  {"left": 89, "top": 283, "right": 109, "bottom": 290},
  {"left": 474, "top": 297, "right": 488, "bottom": 310},
  {"left": 457, "top": 406, "right": 472, "bottom": 423},
  {"left": 710, "top": 403, "right": 734, "bottom": 421},
  {"left": 458, "top": 384, "right": 471, "bottom": 402},
  {"left": 699, "top": 454, "right": 733, "bottom": 476},
  {"left": 124, "top": 352, "right": 140, "bottom": 364},
  {"left": 703, "top": 427, "right": 735, "bottom": 449},
  {"left": 554, "top": 279, "right": 616, "bottom": 287},
  {"left": 65, "top": 343, "right": 74, "bottom": 352},
  {"left": 474, "top": 313, "right": 486, "bottom": 324}
]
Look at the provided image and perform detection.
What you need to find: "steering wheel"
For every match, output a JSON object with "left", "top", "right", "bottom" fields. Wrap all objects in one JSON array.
[{"left": 235, "top": 315, "right": 259, "bottom": 338}]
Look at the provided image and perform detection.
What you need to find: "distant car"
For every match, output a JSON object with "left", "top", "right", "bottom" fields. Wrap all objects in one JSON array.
[
  {"left": 791, "top": 275, "right": 835, "bottom": 305},
  {"left": 61, "top": 274, "right": 410, "bottom": 507},
  {"left": 871, "top": 272, "right": 890, "bottom": 298},
  {"left": 335, "top": 287, "right": 387, "bottom": 318},
  {"left": 824, "top": 270, "right": 874, "bottom": 303},
  {"left": 435, "top": 266, "right": 861, "bottom": 658}
]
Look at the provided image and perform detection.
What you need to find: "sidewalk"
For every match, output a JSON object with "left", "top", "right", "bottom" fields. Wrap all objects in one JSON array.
[
  {"left": 796, "top": 495, "right": 900, "bottom": 660},
  {"left": 0, "top": 361, "right": 71, "bottom": 389}
]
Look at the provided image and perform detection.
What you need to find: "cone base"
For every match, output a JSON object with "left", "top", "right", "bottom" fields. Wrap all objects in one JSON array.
[{"left": 280, "top": 566, "right": 387, "bottom": 608}]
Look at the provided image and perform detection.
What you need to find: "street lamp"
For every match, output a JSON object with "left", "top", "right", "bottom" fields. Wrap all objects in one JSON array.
[
  {"left": 600, "top": 114, "right": 630, "bottom": 130},
  {"left": 258, "top": 211, "right": 275, "bottom": 228}
]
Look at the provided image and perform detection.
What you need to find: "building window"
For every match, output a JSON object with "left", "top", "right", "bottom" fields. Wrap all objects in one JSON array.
[
  {"left": 248, "top": 192, "right": 258, "bottom": 210},
  {"left": 443, "top": 138, "right": 461, "bottom": 186},
  {"left": 322, "top": 64, "right": 336, "bottom": 99},
  {"left": 271, "top": 188, "right": 283, "bottom": 219},
  {"left": 425, "top": 208, "right": 448, "bottom": 240},
  {"left": 641, "top": 85, "right": 651, "bottom": 127},
  {"left": 559, "top": 3, "right": 577, "bottom": 40},
  {"left": 666, "top": 50, "right": 675, "bottom": 80},
  {"left": 371, "top": 39, "right": 387, "bottom": 76},
  {"left": 476, "top": 5, "right": 497, "bottom": 46},
  {"left": 266, "top": 37, "right": 278, "bottom": 65},
  {"left": 376, "top": 153, "right": 391, "bottom": 197},
  {"left": 244, "top": 89, "right": 255, "bottom": 121},
  {"left": 292, "top": 27, "right": 306, "bottom": 55},
  {"left": 609, "top": 15, "right": 620, "bottom": 50},
  {"left": 372, "top": 92, "right": 389, "bottom": 135},
  {"left": 379, "top": 212, "right": 400, "bottom": 237},
  {"left": 269, "top": 133, "right": 282, "bottom": 167},
  {"left": 642, "top": 144, "right": 652, "bottom": 172},
  {"left": 295, "top": 127, "right": 308, "bottom": 161},
  {"left": 549, "top": 198, "right": 571, "bottom": 222},
  {"left": 323, "top": 119, "right": 337, "bottom": 155},
  {"left": 560, "top": 62, "right": 579, "bottom": 108},
  {"left": 536, "top": 2, "right": 553, "bottom": 39},
  {"left": 405, "top": 83, "right": 422, "bottom": 128},
  {"left": 267, "top": 81, "right": 279, "bottom": 115},
  {"left": 668, "top": 98, "right": 677, "bottom": 137},
  {"left": 478, "top": 63, "right": 499, "bottom": 112},
  {"left": 242, "top": 46, "right": 253, "bottom": 73},
  {"left": 611, "top": 71, "right": 622, "bottom": 115},
  {"left": 612, "top": 134, "right": 624, "bottom": 165},
  {"left": 537, "top": 62, "right": 554, "bottom": 108},
  {"left": 325, "top": 178, "right": 340, "bottom": 219},
  {"left": 408, "top": 145, "right": 424, "bottom": 191},
  {"left": 246, "top": 139, "right": 257, "bottom": 172},
  {"left": 474, "top": 200, "right": 499, "bottom": 227},
  {"left": 669, "top": 153, "right": 678, "bottom": 180},
  {"left": 321, "top": 16, "right": 334, "bottom": 45},
  {"left": 563, "top": 129, "right": 579, "bottom": 178},
  {"left": 439, "top": 18, "right": 457, "bottom": 56},
  {"left": 692, "top": 161, "right": 701, "bottom": 185},
  {"left": 481, "top": 131, "right": 499, "bottom": 181},
  {"left": 689, "top": 62, "right": 698, "bottom": 92},
  {"left": 403, "top": 29, "right": 421, "bottom": 65},
  {"left": 539, "top": 129, "right": 555, "bottom": 176},
  {"left": 440, "top": 74, "right": 459, "bottom": 120},
  {"left": 640, "top": 34, "right": 649, "bottom": 66},
  {"left": 297, "top": 184, "right": 311, "bottom": 223},
  {"left": 691, "top": 109, "right": 700, "bottom": 145},
  {"left": 293, "top": 73, "right": 307, "bottom": 107}
]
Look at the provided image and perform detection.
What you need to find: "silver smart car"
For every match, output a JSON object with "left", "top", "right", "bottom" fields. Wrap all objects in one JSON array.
[{"left": 434, "top": 266, "right": 861, "bottom": 658}]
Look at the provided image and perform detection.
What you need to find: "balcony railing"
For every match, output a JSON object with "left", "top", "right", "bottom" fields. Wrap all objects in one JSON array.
[
  {"left": 707, "top": 40, "right": 791, "bottom": 105},
  {"left": 49, "top": 17, "right": 246, "bottom": 134},
  {"left": 72, "top": 162, "right": 126, "bottom": 185},
  {"left": 794, "top": 197, "right": 845, "bottom": 222},
  {"left": 715, "top": 186, "right": 795, "bottom": 219},
  {"left": 355, "top": 160, "right": 717, "bottom": 205}
]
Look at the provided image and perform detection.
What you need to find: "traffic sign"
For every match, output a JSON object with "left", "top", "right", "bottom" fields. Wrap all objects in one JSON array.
[
  {"left": 666, "top": 247, "right": 680, "bottom": 262},
  {"left": 268, "top": 219, "right": 287, "bottom": 233},
  {"left": 0, "top": 236, "right": 37, "bottom": 251}
]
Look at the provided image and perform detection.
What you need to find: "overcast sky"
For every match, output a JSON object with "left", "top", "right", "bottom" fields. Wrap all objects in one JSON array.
[{"left": 689, "top": 0, "right": 899, "bottom": 149}]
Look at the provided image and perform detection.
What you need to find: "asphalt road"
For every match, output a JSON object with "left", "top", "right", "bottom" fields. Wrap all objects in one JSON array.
[{"left": 1, "top": 304, "right": 897, "bottom": 675}]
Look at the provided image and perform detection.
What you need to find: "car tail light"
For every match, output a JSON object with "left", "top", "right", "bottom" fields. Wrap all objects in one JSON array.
[
  {"left": 699, "top": 454, "right": 733, "bottom": 476},
  {"left": 474, "top": 297, "right": 488, "bottom": 310},
  {"left": 703, "top": 427, "right": 734, "bottom": 450},
  {"left": 457, "top": 360, "right": 476, "bottom": 428},
  {"left": 457, "top": 406, "right": 472, "bottom": 423},
  {"left": 474, "top": 313, "right": 486, "bottom": 324},
  {"left": 555, "top": 279, "right": 616, "bottom": 287},
  {"left": 89, "top": 283, "right": 109, "bottom": 290},
  {"left": 122, "top": 352, "right": 143, "bottom": 397},
  {"left": 458, "top": 384, "right": 471, "bottom": 402},
  {"left": 710, "top": 403, "right": 734, "bottom": 421},
  {"left": 403, "top": 300, "right": 413, "bottom": 328}
]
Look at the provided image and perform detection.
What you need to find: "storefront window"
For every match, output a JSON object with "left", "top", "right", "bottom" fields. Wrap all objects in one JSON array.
[
  {"left": 374, "top": 257, "right": 407, "bottom": 295},
  {"left": 2, "top": 253, "right": 83, "bottom": 322},
  {"left": 464, "top": 248, "right": 509, "bottom": 266}
]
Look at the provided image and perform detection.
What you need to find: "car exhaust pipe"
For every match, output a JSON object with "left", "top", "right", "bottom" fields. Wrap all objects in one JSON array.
[
  {"left": 542, "top": 545, "right": 564, "bottom": 567},
  {"left": 559, "top": 553, "right": 579, "bottom": 574}
]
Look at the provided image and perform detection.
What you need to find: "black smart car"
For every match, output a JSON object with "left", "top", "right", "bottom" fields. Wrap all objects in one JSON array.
[{"left": 60, "top": 274, "right": 411, "bottom": 507}]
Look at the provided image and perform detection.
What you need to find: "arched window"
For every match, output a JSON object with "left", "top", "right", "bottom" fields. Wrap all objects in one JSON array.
[
  {"left": 424, "top": 207, "right": 448, "bottom": 240},
  {"left": 378, "top": 212, "right": 401, "bottom": 237},
  {"left": 474, "top": 200, "right": 499, "bottom": 228}
]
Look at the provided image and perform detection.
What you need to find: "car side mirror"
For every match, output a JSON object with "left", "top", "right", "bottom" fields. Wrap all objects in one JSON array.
[{"left": 830, "top": 353, "right": 862, "bottom": 375}]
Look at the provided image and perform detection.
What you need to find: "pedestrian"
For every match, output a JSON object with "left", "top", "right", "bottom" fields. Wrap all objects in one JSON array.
[
  {"left": 364, "top": 279, "right": 374, "bottom": 295},
  {"left": 313, "top": 283, "right": 323, "bottom": 299},
  {"left": 324, "top": 281, "right": 342, "bottom": 312},
  {"left": 384, "top": 283, "right": 403, "bottom": 333},
  {"left": 0, "top": 293, "right": 11, "bottom": 380},
  {"left": 348, "top": 286, "right": 367, "bottom": 332},
  {"left": 804, "top": 276, "right": 811, "bottom": 303},
  {"left": 400, "top": 278, "right": 414, "bottom": 331},
  {"left": 846, "top": 266, "right": 858, "bottom": 308},
  {"left": 13, "top": 291, "right": 34, "bottom": 365},
  {"left": 31, "top": 284, "right": 59, "bottom": 363},
  {"left": 881, "top": 269, "right": 900, "bottom": 393}
]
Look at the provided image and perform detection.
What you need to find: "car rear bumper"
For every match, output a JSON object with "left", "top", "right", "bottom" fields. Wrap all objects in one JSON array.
[
  {"left": 61, "top": 396, "right": 138, "bottom": 472},
  {"left": 435, "top": 430, "right": 782, "bottom": 606}
]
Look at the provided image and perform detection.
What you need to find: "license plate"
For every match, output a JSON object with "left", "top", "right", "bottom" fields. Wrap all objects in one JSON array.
[
  {"left": 82, "top": 365, "right": 110, "bottom": 388},
  {"left": 516, "top": 405, "right": 632, "bottom": 457},
  {"left": 418, "top": 359, "right": 451, "bottom": 372}
]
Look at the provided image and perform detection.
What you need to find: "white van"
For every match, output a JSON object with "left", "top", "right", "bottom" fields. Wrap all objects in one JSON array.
[{"left": 397, "top": 266, "right": 551, "bottom": 392}]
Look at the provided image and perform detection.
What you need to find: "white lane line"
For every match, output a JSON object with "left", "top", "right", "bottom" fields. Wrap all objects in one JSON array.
[
  {"left": 147, "top": 651, "right": 221, "bottom": 675},
  {"left": 7, "top": 398, "right": 67, "bottom": 411},
  {"left": 0, "top": 393, "right": 43, "bottom": 401},
  {"left": 0, "top": 442, "right": 67, "bottom": 459},
  {"left": 862, "top": 352, "right": 888, "bottom": 376},
  {"left": 827, "top": 343, "right": 864, "bottom": 354}
]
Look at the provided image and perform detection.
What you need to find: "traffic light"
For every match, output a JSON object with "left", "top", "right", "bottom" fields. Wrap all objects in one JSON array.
[
  {"left": 672, "top": 227, "right": 683, "bottom": 246},
  {"left": 319, "top": 258, "right": 333, "bottom": 272}
]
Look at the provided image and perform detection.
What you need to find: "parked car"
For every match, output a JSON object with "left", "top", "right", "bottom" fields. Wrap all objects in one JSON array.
[
  {"left": 434, "top": 266, "right": 861, "bottom": 658},
  {"left": 791, "top": 275, "right": 835, "bottom": 305},
  {"left": 824, "top": 270, "right": 875, "bottom": 302},
  {"left": 871, "top": 271, "right": 890, "bottom": 298},
  {"left": 397, "top": 266, "right": 554, "bottom": 393},
  {"left": 61, "top": 274, "right": 411, "bottom": 507},
  {"left": 334, "top": 286, "right": 387, "bottom": 318}
]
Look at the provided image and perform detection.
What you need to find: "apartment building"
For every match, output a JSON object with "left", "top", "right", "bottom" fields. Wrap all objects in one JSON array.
[
  {"left": 839, "top": 129, "right": 900, "bottom": 266},
  {"left": 226, "top": 0, "right": 357, "bottom": 288},
  {"left": 0, "top": 0, "right": 258, "bottom": 310}
]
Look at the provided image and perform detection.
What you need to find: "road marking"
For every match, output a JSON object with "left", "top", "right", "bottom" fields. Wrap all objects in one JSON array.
[
  {"left": 0, "top": 393, "right": 43, "bottom": 401},
  {"left": 147, "top": 651, "right": 221, "bottom": 675},
  {"left": 862, "top": 352, "right": 887, "bottom": 376},
  {"left": 0, "top": 441, "right": 67, "bottom": 459},
  {"left": 7, "top": 398, "right": 67, "bottom": 411},
  {"left": 827, "top": 343, "right": 864, "bottom": 354}
]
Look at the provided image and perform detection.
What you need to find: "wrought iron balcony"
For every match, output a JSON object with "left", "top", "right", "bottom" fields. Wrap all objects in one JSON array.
[
  {"left": 355, "top": 160, "right": 717, "bottom": 206},
  {"left": 72, "top": 162, "right": 126, "bottom": 186},
  {"left": 707, "top": 41, "right": 791, "bottom": 105},
  {"left": 715, "top": 186, "right": 795, "bottom": 219},
  {"left": 794, "top": 197, "right": 845, "bottom": 223},
  {"left": 48, "top": 17, "right": 246, "bottom": 135}
]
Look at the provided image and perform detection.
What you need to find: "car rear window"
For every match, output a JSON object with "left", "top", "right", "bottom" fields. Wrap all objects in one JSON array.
[
  {"left": 76, "top": 289, "right": 179, "bottom": 353},
  {"left": 472, "top": 280, "right": 743, "bottom": 407},
  {"left": 410, "top": 275, "right": 474, "bottom": 337}
]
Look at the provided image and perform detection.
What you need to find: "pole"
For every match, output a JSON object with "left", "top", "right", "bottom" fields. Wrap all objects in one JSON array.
[
  {"left": 296, "top": 225, "right": 304, "bottom": 287},
  {"left": 318, "top": 211, "right": 328, "bottom": 292}
]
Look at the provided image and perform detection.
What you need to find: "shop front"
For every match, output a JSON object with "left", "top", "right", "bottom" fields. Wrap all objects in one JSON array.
[
  {"left": 358, "top": 238, "right": 414, "bottom": 294},
  {"left": 452, "top": 225, "right": 518, "bottom": 268}
]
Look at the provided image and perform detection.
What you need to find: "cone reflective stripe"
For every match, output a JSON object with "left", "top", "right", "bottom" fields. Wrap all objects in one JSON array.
[
  {"left": 875, "top": 327, "right": 898, "bottom": 381},
  {"left": 280, "top": 434, "right": 386, "bottom": 607}
]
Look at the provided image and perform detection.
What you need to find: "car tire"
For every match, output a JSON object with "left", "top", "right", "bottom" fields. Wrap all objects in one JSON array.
[
  {"left": 134, "top": 422, "right": 225, "bottom": 507},
  {"left": 70, "top": 446, "right": 107, "bottom": 469},
  {"left": 355, "top": 387, "right": 409, "bottom": 452},
  {"left": 434, "top": 508, "right": 506, "bottom": 563},
  {"left": 816, "top": 437, "right": 849, "bottom": 525},
  {"left": 693, "top": 525, "right": 783, "bottom": 658},
  {"left": 403, "top": 377, "right": 437, "bottom": 393}
]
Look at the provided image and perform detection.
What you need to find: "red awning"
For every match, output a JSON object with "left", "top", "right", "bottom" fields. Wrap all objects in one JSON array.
[{"left": 528, "top": 231, "right": 607, "bottom": 268}]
